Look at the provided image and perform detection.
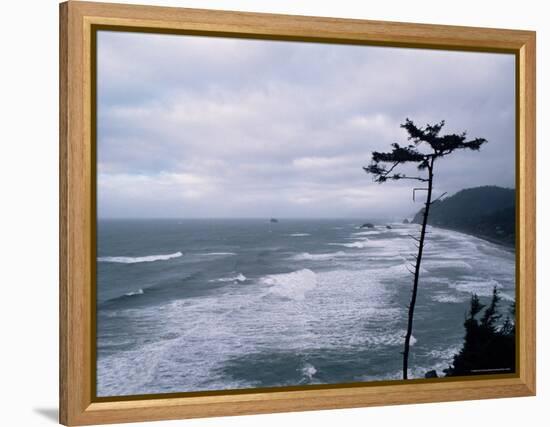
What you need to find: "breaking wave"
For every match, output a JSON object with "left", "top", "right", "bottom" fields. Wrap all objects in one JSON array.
[
  {"left": 210, "top": 273, "right": 247, "bottom": 283},
  {"left": 292, "top": 251, "right": 347, "bottom": 261},
  {"left": 98, "top": 252, "right": 183, "bottom": 264},
  {"left": 125, "top": 289, "right": 144, "bottom": 297},
  {"left": 328, "top": 240, "right": 369, "bottom": 249},
  {"left": 261, "top": 268, "right": 317, "bottom": 300}
]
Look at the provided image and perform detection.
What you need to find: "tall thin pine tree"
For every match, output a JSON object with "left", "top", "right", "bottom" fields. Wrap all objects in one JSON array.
[{"left": 364, "top": 119, "right": 487, "bottom": 379}]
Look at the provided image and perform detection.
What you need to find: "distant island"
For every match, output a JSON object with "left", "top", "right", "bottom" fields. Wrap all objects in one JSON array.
[{"left": 412, "top": 186, "right": 515, "bottom": 246}]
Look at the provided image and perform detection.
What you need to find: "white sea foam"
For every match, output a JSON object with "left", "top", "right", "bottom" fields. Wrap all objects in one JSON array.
[
  {"left": 359, "top": 341, "right": 460, "bottom": 381},
  {"left": 300, "top": 363, "right": 317, "bottom": 380},
  {"left": 351, "top": 231, "right": 380, "bottom": 236},
  {"left": 363, "top": 331, "right": 416, "bottom": 347},
  {"left": 431, "top": 293, "right": 466, "bottom": 303},
  {"left": 289, "top": 233, "right": 311, "bottom": 237},
  {"left": 427, "top": 345, "right": 463, "bottom": 361},
  {"left": 98, "top": 252, "right": 183, "bottom": 264},
  {"left": 261, "top": 269, "right": 317, "bottom": 300},
  {"left": 125, "top": 289, "right": 144, "bottom": 296},
  {"left": 328, "top": 240, "right": 369, "bottom": 249},
  {"left": 97, "top": 254, "right": 418, "bottom": 395},
  {"left": 423, "top": 259, "right": 474, "bottom": 271},
  {"left": 450, "top": 278, "right": 502, "bottom": 295},
  {"left": 210, "top": 273, "right": 247, "bottom": 283},
  {"left": 292, "top": 251, "right": 347, "bottom": 261}
]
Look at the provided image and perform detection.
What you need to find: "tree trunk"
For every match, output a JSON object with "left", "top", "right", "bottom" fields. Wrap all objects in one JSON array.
[{"left": 402, "top": 158, "right": 434, "bottom": 379}]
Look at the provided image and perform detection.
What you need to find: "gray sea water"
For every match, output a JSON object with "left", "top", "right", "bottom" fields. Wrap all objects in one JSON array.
[{"left": 96, "top": 219, "right": 515, "bottom": 397}]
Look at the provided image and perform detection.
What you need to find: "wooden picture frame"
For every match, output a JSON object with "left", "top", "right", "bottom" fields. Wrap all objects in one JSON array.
[{"left": 59, "top": 1, "right": 536, "bottom": 425}]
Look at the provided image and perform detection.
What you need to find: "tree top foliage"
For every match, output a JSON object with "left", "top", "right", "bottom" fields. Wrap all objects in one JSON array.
[{"left": 364, "top": 119, "right": 487, "bottom": 183}]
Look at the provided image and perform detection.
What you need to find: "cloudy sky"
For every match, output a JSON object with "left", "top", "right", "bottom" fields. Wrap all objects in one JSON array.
[{"left": 97, "top": 31, "right": 515, "bottom": 219}]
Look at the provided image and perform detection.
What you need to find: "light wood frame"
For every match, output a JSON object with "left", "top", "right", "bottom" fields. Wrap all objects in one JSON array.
[{"left": 59, "top": 1, "right": 536, "bottom": 425}]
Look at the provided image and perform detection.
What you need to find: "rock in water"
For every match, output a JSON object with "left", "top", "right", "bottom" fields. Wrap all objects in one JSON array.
[
  {"left": 386, "top": 225, "right": 392, "bottom": 229},
  {"left": 360, "top": 223, "right": 375, "bottom": 229},
  {"left": 403, "top": 218, "right": 410, "bottom": 224}
]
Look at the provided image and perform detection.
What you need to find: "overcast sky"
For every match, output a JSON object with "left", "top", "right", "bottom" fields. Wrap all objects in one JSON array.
[{"left": 97, "top": 31, "right": 515, "bottom": 219}]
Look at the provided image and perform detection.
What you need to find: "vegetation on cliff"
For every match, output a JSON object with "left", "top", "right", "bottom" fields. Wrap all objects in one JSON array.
[
  {"left": 445, "top": 287, "right": 515, "bottom": 377},
  {"left": 413, "top": 186, "right": 515, "bottom": 245}
]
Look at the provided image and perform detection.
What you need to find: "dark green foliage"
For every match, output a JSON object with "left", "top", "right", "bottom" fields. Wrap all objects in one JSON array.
[
  {"left": 412, "top": 186, "right": 515, "bottom": 245},
  {"left": 469, "top": 294, "right": 485, "bottom": 318},
  {"left": 364, "top": 119, "right": 487, "bottom": 184},
  {"left": 445, "top": 288, "right": 515, "bottom": 377}
]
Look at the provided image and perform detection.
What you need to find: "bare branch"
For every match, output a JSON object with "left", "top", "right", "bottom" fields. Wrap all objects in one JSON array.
[{"left": 396, "top": 175, "right": 429, "bottom": 182}]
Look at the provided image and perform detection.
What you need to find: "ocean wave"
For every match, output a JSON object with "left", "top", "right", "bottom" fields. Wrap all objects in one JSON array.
[
  {"left": 261, "top": 268, "right": 317, "bottom": 300},
  {"left": 427, "top": 345, "right": 463, "bottom": 361},
  {"left": 431, "top": 293, "right": 466, "bottom": 303},
  {"left": 358, "top": 342, "right": 458, "bottom": 381},
  {"left": 97, "top": 222, "right": 516, "bottom": 394},
  {"left": 423, "top": 259, "right": 473, "bottom": 271},
  {"left": 351, "top": 231, "right": 380, "bottom": 236},
  {"left": 449, "top": 278, "right": 502, "bottom": 296},
  {"left": 210, "top": 273, "right": 247, "bottom": 283},
  {"left": 98, "top": 252, "right": 183, "bottom": 264},
  {"left": 292, "top": 251, "right": 347, "bottom": 261},
  {"left": 328, "top": 240, "right": 369, "bottom": 249},
  {"left": 289, "top": 233, "right": 311, "bottom": 237},
  {"left": 448, "top": 279, "right": 515, "bottom": 302}
]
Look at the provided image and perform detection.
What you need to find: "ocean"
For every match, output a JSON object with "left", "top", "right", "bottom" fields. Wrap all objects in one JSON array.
[{"left": 96, "top": 219, "right": 515, "bottom": 397}]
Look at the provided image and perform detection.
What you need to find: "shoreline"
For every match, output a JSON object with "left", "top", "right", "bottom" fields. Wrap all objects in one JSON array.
[{"left": 410, "top": 222, "right": 515, "bottom": 252}]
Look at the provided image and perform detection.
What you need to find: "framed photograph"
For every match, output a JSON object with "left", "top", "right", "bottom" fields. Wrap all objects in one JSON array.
[{"left": 59, "top": 1, "right": 536, "bottom": 425}]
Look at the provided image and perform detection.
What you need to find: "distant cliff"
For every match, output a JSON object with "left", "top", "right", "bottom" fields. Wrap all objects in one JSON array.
[{"left": 412, "top": 186, "right": 515, "bottom": 246}]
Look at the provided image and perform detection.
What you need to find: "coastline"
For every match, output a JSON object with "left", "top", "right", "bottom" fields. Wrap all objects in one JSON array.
[
  {"left": 410, "top": 222, "right": 515, "bottom": 252},
  {"left": 437, "top": 225, "right": 515, "bottom": 251}
]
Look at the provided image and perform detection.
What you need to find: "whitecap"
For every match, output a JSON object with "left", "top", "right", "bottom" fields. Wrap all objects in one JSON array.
[
  {"left": 363, "top": 331, "right": 417, "bottom": 347},
  {"left": 124, "top": 289, "right": 144, "bottom": 297},
  {"left": 292, "top": 251, "right": 347, "bottom": 261},
  {"left": 98, "top": 252, "right": 182, "bottom": 264},
  {"left": 431, "top": 293, "right": 466, "bottom": 303},
  {"left": 422, "top": 259, "right": 474, "bottom": 272},
  {"left": 427, "top": 345, "right": 463, "bottom": 361},
  {"left": 449, "top": 278, "right": 502, "bottom": 296},
  {"left": 289, "top": 233, "right": 311, "bottom": 237},
  {"left": 300, "top": 363, "right": 317, "bottom": 380},
  {"left": 261, "top": 269, "right": 317, "bottom": 300},
  {"left": 209, "top": 273, "right": 247, "bottom": 283},
  {"left": 328, "top": 240, "right": 369, "bottom": 249}
]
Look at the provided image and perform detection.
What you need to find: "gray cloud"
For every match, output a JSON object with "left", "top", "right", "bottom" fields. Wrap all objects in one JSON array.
[{"left": 97, "top": 31, "right": 515, "bottom": 219}]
